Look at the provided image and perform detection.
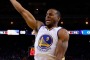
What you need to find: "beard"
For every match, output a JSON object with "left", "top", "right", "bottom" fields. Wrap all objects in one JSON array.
[{"left": 45, "top": 22, "right": 55, "bottom": 28}]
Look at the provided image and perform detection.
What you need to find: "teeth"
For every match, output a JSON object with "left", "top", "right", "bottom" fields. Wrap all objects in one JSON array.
[{"left": 46, "top": 21, "right": 50, "bottom": 22}]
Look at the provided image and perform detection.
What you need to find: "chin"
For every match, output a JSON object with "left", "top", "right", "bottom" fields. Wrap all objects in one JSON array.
[
  {"left": 46, "top": 23, "right": 50, "bottom": 26},
  {"left": 46, "top": 22, "right": 50, "bottom": 25},
  {"left": 46, "top": 24, "right": 52, "bottom": 28}
]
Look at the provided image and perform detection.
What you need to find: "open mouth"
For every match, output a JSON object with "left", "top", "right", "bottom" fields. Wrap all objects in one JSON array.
[
  {"left": 45, "top": 18, "right": 51, "bottom": 23},
  {"left": 46, "top": 20, "right": 50, "bottom": 22},
  {"left": 46, "top": 20, "right": 51, "bottom": 23}
]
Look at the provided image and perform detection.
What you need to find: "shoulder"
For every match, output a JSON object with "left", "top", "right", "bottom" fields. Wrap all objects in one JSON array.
[
  {"left": 35, "top": 20, "right": 44, "bottom": 32},
  {"left": 58, "top": 28, "right": 68, "bottom": 34},
  {"left": 58, "top": 28, "right": 69, "bottom": 41}
]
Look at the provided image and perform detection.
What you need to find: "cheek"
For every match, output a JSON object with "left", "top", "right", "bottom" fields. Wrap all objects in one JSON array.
[
  {"left": 51, "top": 16, "right": 57, "bottom": 22},
  {"left": 52, "top": 19, "right": 56, "bottom": 24},
  {"left": 51, "top": 16, "right": 55, "bottom": 20},
  {"left": 54, "top": 16, "right": 59, "bottom": 21},
  {"left": 53, "top": 17, "right": 57, "bottom": 22}
]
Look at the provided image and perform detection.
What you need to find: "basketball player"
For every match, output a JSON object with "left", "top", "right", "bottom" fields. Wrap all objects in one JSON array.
[{"left": 10, "top": 0, "right": 69, "bottom": 60}]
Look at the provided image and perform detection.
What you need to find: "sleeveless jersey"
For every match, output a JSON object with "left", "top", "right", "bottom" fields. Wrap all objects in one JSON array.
[{"left": 34, "top": 26, "right": 62, "bottom": 60}]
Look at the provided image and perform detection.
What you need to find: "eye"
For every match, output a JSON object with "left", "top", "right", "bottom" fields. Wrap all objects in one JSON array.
[
  {"left": 49, "top": 13, "right": 53, "bottom": 16},
  {"left": 46, "top": 13, "right": 54, "bottom": 16}
]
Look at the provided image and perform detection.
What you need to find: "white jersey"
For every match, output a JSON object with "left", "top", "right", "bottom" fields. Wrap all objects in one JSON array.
[{"left": 34, "top": 26, "right": 62, "bottom": 60}]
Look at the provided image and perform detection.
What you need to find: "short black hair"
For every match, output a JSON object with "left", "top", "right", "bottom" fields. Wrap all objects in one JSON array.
[{"left": 49, "top": 8, "right": 61, "bottom": 17}]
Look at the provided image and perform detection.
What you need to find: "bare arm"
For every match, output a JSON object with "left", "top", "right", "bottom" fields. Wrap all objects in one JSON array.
[
  {"left": 54, "top": 29, "right": 69, "bottom": 60},
  {"left": 10, "top": 0, "right": 44, "bottom": 30}
]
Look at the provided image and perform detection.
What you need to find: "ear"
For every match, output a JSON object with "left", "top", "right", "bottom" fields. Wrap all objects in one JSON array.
[{"left": 58, "top": 17, "right": 60, "bottom": 22}]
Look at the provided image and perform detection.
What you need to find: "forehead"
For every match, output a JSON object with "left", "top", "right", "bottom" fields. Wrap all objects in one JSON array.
[{"left": 47, "top": 9, "right": 57, "bottom": 14}]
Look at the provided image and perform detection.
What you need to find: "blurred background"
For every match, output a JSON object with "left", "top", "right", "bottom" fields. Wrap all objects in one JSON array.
[{"left": 0, "top": 0, "right": 90, "bottom": 60}]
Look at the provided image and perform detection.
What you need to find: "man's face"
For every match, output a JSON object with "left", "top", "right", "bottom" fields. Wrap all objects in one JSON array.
[{"left": 45, "top": 9, "right": 60, "bottom": 26}]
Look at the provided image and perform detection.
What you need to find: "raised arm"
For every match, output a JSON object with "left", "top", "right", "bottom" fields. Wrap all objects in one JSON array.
[
  {"left": 10, "top": 0, "right": 44, "bottom": 30},
  {"left": 54, "top": 29, "right": 69, "bottom": 60}
]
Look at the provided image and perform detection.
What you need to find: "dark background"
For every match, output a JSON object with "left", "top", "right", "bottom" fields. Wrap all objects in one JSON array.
[{"left": 0, "top": 0, "right": 90, "bottom": 60}]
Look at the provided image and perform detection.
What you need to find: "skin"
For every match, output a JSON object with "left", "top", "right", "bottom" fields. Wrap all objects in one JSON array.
[{"left": 10, "top": 0, "right": 69, "bottom": 60}]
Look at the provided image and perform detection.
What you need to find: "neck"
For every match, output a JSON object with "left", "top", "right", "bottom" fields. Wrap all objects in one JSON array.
[{"left": 46, "top": 24, "right": 58, "bottom": 30}]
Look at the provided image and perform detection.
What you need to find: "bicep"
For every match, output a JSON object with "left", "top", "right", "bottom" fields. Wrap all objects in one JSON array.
[
  {"left": 21, "top": 10, "right": 44, "bottom": 30},
  {"left": 55, "top": 40, "right": 68, "bottom": 54},
  {"left": 61, "top": 40, "right": 68, "bottom": 51},
  {"left": 57, "top": 29, "right": 69, "bottom": 54},
  {"left": 21, "top": 11, "right": 37, "bottom": 29},
  {"left": 54, "top": 40, "right": 68, "bottom": 60},
  {"left": 54, "top": 29, "right": 69, "bottom": 59}
]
